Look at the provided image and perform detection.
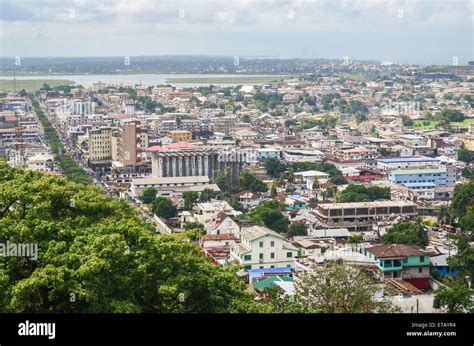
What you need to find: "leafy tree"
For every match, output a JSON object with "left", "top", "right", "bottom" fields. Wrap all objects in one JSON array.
[
  {"left": 152, "top": 197, "right": 178, "bottom": 219},
  {"left": 450, "top": 179, "right": 474, "bottom": 220},
  {"left": 247, "top": 202, "right": 288, "bottom": 233},
  {"left": 380, "top": 221, "right": 428, "bottom": 247},
  {"left": 348, "top": 234, "right": 365, "bottom": 244},
  {"left": 238, "top": 171, "right": 268, "bottom": 193},
  {"left": 321, "top": 188, "right": 334, "bottom": 199},
  {"left": 264, "top": 158, "right": 286, "bottom": 178},
  {"left": 212, "top": 171, "right": 231, "bottom": 192},
  {"left": 287, "top": 222, "right": 307, "bottom": 237},
  {"left": 199, "top": 188, "right": 215, "bottom": 202},
  {"left": 401, "top": 114, "right": 414, "bottom": 126},
  {"left": 18, "top": 89, "right": 28, "bottom": 97},
  {"left": 295, "top": 262, "right": 398, "bottom": 313},
  {"left": 461, "top": 167, "right": 474, "bottom": 180},
  {"left": 433, "top": 108, "right": 465, "bottom": 122},
  {"left": 241, "top": 115, "right": 251, "bottom": 123},
  {"left": 183, "top": 222, "right": 205, "bottom": 231},
  {"left": 182, "top": 191, "right": 199, "bottom": 211},
  {"left": 0, "top": 164, "right": 263, "bottom": 313},
  {"left": 141, "top": 187, "right": 157, "bottom": 204},
  {"left": 433, "top": 278, "right": 473, "bottom": 313},
  {"left": 354, "top": 111, "right": 368, "bottom": 124},
  {"left": 457, "top": 149, "right": 474, "bottom": 164},
  {"left": 337, "top": 185, "right": 390, "bottom": 203}
]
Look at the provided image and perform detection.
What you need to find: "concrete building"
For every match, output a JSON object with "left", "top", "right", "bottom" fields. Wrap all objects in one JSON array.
[
  {"left": 88, "top": 126, "right": 112, "bottom": 162},
  {"left": 168, "top": 130, "right": 192, "bottom": 141},
  {"left": 313, "top": 200, "right": 417, "bottom": 232},
  {"left": 150, "top": 142, "right": 245, "bottom": 183},
  {"left": 365, "top": 244, "right": 430, "bottom": 289},
  {"left": 117, "top": 120, "right": 147, "bottom": 166},
  {"left": 377, "top": 156, "right": 441, "bottom": 171},
  {"left": 230, "top": 225, "right": 299, "bottom": 270}
]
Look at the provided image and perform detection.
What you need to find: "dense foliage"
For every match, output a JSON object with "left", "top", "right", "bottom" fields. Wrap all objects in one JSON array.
[
  {"left": 290, "top": 162, "right": 346, "bottom": 185},
  {"left": 380, "top": 221, "right": 428, "bottom": 247},
  {"left": 0, "top": 164, "right": 264, "bottom": 313},
  {"left": 336, "top": 185, "right": 390, "bottom": 203},
  {"left": 247, "top": 200, "right": 288, "bottom": 233}
]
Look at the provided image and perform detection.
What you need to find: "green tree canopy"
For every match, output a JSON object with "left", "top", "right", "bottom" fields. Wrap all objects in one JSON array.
[
  {"left": 238, "top": 171, "right": 268, "bottom": 193},
  {"left": 380, "top": 221, "right": 428, "bottom": 247},
  {"left": 433, "top": 278, "right": 473, "bottom": 313},
  {"left": 247, "top": 202, "right": 288, "bottom": 233},
  {"left": 152, "top": 197, "right": 178, "bottom": 219},
  {"left": 141, "top": 187, "right": 157, "bottom": 204},
  {"left": 264, "top": 158, "right": 286, "bottom": 178},
  {"left": 336, "top": 185, "right": 390, "bottom": 203},
  {"left": 287, "top": 222, "right": 308, "bottom": 238},
  {"left": 0, "top": 164, "right": 263, "bottom": 313}
]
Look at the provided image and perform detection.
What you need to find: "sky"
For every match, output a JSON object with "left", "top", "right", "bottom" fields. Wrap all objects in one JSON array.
[{"left": 0, "top": 0, "right": 473, "bottom": 65}]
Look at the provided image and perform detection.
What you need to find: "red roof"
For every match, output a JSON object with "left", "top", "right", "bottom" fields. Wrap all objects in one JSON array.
[
  {"left": 148, "top": 141, "right": 195, "bottom": 152},
  {"left": 202, "top": 233, "right": 238, "bottom": 241},
  {"left": 4, "top": 114, "right": 16, "bottom": 122}
]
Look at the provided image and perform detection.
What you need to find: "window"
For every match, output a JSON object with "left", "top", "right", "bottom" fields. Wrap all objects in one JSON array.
[
  {"left": 270, "top": 265, "right": 275, "bottom": 269},
  {"left": 259, "top": 266, "right": 264, "bottom": 269},
  {"left": 244, "top": 255, "right": 251, "bottom": 261},
  {"left": 420, "top": 256, "right": 425, "bottom": 263},
  {"left": 384, "top": 260, "right": 392, "bottom": 268},
  {"left": 286, "top": 252, "right": 292, "bottom": 258},
  {"left": 270, "top": 241, "right": 275, "bottom": 247},
  {"left": 287, "top": 264, "right": 292, "bottom": 268},
  {"left": 259, "top": 253, "right": 264, "bottom": 260},
  {"left": 418, "top": 267, "right": 423, "bottom": 273},
  {"left": 259, "top": 241, "right": 263, "bottom": 248},
  {"left": 270, "top": 252, "right": 275, "bottom": 259},
  {"left": 403, "top": 258, "right": 408, "bottom": 264}
]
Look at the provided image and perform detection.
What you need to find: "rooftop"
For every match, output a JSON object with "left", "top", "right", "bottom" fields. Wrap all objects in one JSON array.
[{"left": 366, "top": 244, "right": 428, "bottom": 258}]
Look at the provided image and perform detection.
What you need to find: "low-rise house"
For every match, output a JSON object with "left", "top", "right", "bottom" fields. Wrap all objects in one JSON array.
[
  {"left": 230, "top": 225, "right": 299, "bottom": 270},
  {"left": 365, "top": 244, "right": 430, "bottom": 289},
  {"left": 205, "top": 212, "right": 241, "bottom": 237},
  {"left": 233, "top": 191, "right": 264, "bottom": 208},
  {"left": 200, "top": 233, "right": 238, "bottom": 248},
  {"left": 194, "top": 200, "right": 238, "bottom": 224}
]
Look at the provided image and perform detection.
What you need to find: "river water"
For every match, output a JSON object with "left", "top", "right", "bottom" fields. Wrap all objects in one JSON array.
[{"left": 0, "top": 74, "right": 281, "bottom": 87}]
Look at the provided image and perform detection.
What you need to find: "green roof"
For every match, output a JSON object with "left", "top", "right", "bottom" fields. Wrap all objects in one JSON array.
[
  {"left": 253, "top": 276, "right": 293, "bottom": 291},
  {"left": 390, "top": 168, "right": 445, "bottom": 175}
]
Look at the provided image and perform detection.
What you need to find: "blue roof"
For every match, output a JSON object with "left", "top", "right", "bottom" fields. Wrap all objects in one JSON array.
[
  {"left": 248, "top": 267, "right": 292, "bottom": 280},
  {"left": 378, "top": 156, "right": 439, "bottom": 163},
  {"left": 403, "top": 182, "right": 437, "bottom": 187}
]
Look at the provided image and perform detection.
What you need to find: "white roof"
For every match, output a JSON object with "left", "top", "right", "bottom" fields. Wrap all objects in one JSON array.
[{"left": 294, "top": 170, "right": 330, "bottom": 177}]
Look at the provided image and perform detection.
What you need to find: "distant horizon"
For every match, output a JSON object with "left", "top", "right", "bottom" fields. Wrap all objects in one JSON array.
[{"left": 0, "top": 54, "right": 469, "bottom": 67}]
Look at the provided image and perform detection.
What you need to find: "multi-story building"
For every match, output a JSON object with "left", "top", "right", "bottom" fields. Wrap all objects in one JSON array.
[
  {"left": 88, "top": 126, "right": 112, "bottom": 162},
  {"left": 377, "top": 156, "right": 441, "bottom": 171},
  {"left": 117, "top": 120, "right": 146, "bottom": 166},
  {"left": 389, "top": 168, "right": 448, "bottom": 187},
  {"left": 339, "top": 147, "right": 378, "bottom": 160},
  {"left": 313, "top": 201, "right": 417, "bottom": 232},
  {"left": 365, "top": 244, "right": 430, "bottom": 289},
  {"left": 210, "top": 116, "right": 237, "bottom": 134},
  {"left": 168, "top": 130, "right": 192, "bottom": 142},
  {"left": 230, "top": 225, "right": 299, "bottom": 270}
]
